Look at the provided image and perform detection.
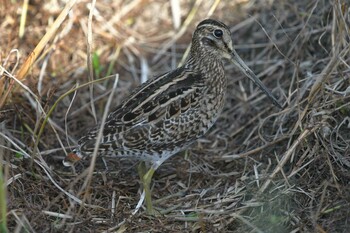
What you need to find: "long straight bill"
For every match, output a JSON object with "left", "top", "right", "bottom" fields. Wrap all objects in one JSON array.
[{"left": 230, "top": 50, "right": 282, "bottom": 109}]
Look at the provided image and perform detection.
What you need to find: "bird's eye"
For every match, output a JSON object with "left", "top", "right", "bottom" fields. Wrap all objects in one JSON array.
[{"left": 213, "top": 29, "right": 223, "bottom": 38}]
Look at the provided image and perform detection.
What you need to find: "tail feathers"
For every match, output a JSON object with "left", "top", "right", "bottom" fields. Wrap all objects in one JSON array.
[{"left": 62, "top": 148, "right": 84, "bottom": 167}]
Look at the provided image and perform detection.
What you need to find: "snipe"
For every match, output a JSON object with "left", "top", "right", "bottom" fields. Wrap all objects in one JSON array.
[{"left": 64, "top": 19, "right": 282, "bottom": 215}]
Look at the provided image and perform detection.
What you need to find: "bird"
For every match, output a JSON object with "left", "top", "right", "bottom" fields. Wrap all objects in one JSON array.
[{"left": 63, "top": 19, "right": 282, "bottom": 215}]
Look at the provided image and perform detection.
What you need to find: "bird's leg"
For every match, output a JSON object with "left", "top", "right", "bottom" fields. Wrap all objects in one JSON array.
[
  {"left": 138, "top": 162, "right": 158, "bottom": 215},
  {"left": 138, "top": 161, "right": 186, "bottom": 215},
  {"left": 143, "top": 166, "right": 156, "bottom": 215},
  {"left": 137, "top": 161, "right": 147, "bottom": 181}
]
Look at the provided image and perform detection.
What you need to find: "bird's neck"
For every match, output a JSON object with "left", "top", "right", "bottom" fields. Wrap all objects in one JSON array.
[
  {"left": 186, "top": 45, "right": 223, "bottom": 71},
  {"left": 184, "top": 46, "right": 226, "bottom": 95}
]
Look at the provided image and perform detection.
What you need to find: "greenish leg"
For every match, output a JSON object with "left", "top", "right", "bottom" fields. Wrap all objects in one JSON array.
[
  {"left": 137, "top": 162, "right": 157, "bottom": 215},
  {"left": 137, "top": 162, "right": 147, "bottom": 181},
  {"left": 143, "top": 167, "right": 156, "bottom": 215},
  {"left": 138, "top": 161, "right": 188, "bottom": 215}
]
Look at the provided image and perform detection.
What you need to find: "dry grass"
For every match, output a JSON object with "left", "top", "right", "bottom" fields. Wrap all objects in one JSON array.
[{"left": 1, "top": 0, "right": 350, "bottom": 232}]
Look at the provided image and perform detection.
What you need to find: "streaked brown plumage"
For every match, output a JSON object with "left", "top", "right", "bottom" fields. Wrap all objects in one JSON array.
[{"left": 64, "top": 19, "right": 281, "bottom": 214}]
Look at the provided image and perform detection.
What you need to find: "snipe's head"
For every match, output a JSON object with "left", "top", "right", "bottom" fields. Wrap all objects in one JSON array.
[
  {"left": 192, "top": 19, "right": 233, "bottom": 60},
  {"left": 192, "top": 19, "right": 282, "bottom": 109}
]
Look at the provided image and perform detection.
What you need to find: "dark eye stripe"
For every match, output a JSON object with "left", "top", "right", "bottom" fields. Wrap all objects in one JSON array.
[{"left": 201, "top": 37, "right": 215, "bottom": 47}]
